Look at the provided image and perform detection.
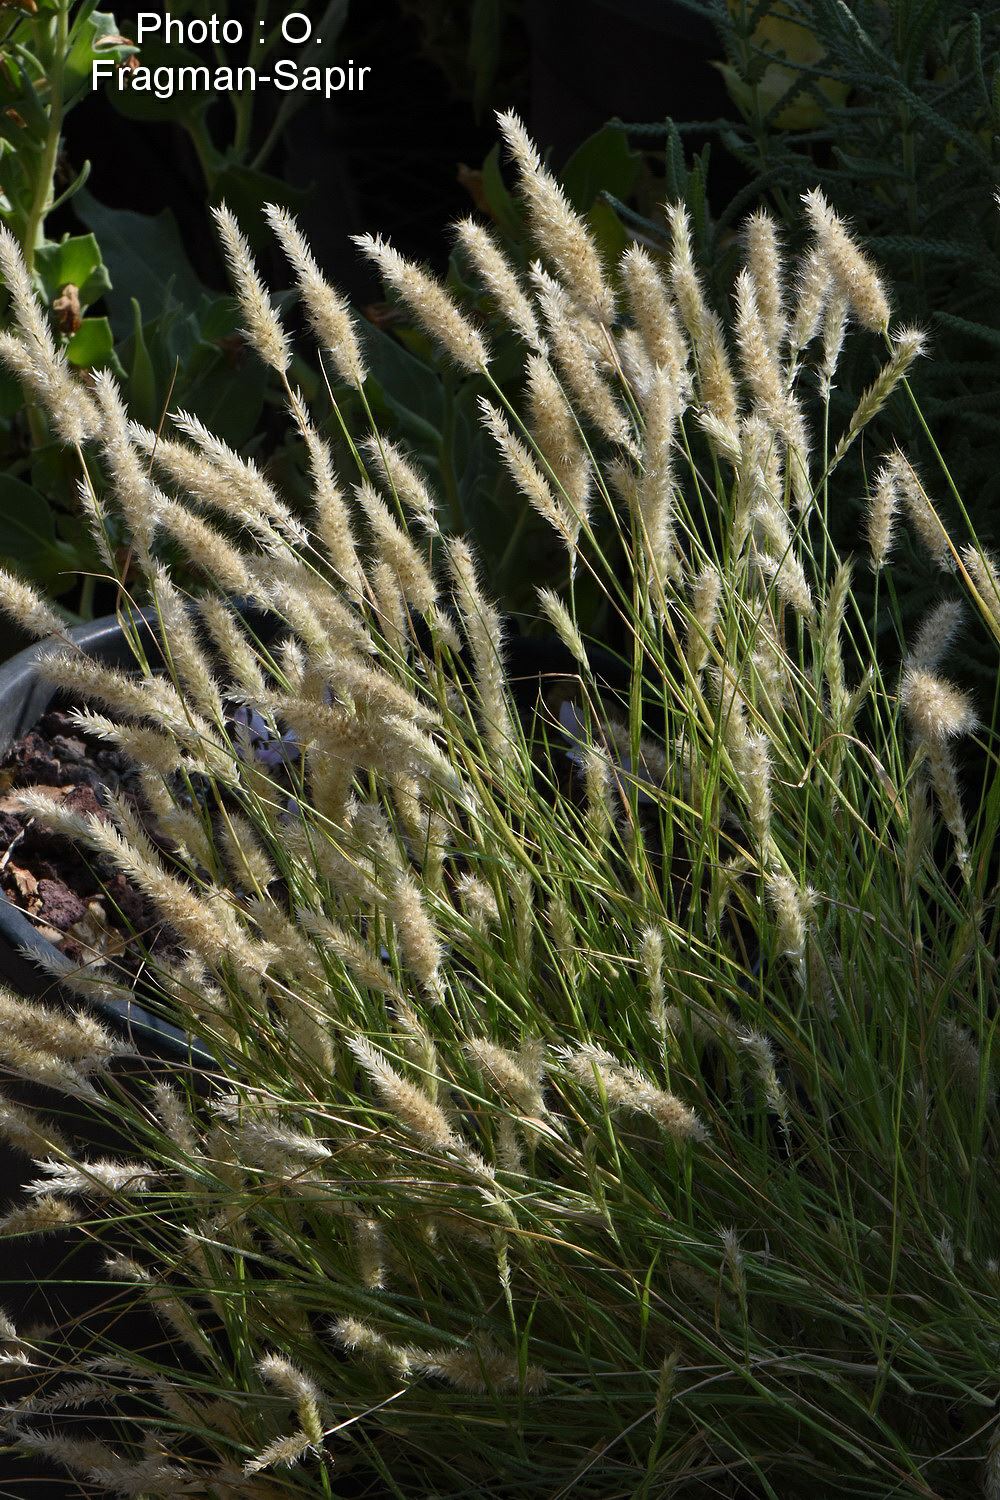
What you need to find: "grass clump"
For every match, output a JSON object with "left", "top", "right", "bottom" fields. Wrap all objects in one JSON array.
[{"left": 0, "top": 117, "right": 998, "bottom": 1498}]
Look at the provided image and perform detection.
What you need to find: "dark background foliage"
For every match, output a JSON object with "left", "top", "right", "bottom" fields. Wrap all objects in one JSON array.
[
  {"left": 4, "top": 0, "right": 1000, "bottom": 688},
  {"left": 0, "top": 0, "right": 735, "bottom": 643}
]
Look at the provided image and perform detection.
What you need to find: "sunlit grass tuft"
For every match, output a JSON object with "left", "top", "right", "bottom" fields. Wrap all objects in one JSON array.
[{"left": 0, "top": 124, "right": 997, "bottom": 1498}]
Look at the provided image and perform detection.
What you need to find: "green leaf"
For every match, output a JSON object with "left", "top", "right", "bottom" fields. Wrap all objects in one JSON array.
[
  {"left": 209, "top": 167, "right": 309, "bottom": 246},
  {"left": 117, "top": 283, "right": 274, "bottom": 447},
  {"left": 468, "top": 0, "right": 502, "bottom": 119},
  {"left": 360, "top": 323, "right": 444, "bottom": 447},
  {"left": 480, "top": 143, "right": 522, "bottom": 243},
  {"left": 0, "top": 53, "right": 49, "bottom": 136},
  {"left": 64, "top": 9, "right": 135, "bottom": 112},
  {"left": 152, "top": 307, "right": 203, "bottom": 374},
  {"left": 586, "top": 199, "right": 630, "bottom": 271},
  {"left": 34, "top": 233, "right": 111, "bottom": 311},
  {"left": 452, "top": 385, "right": 493, "bottom": 527},
  {"left": 127, "top": 298, "right": 158, "bottom": 427},
  {"left": 561, "top": 124, "right": 640, "bottom": 214},
  {"left": 66, "top": 316, "right": 115, "bottom": 368},
  {"left": 0, "top": 474, "right": 78, "bottom": 594},
  {"left": 197, "top": 295, "right": 241, "bottom": 342},
  {"left": 74, "top": 192, "right": 204, "bottom": 328},
  {"left": 181, "top": 348, "right": 268, "bottom": 448},
  {"left": 0, "top": 366, "right": 25, "bottom": 420},
  {"left": 104, "top": 40, "right": 209, "bottom": 128},
  {"left": 48, "top": 157, "right": 93, "bottom": 217}
]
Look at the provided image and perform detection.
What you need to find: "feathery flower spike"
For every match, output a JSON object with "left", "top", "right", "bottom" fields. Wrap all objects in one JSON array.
[
  {"left": 498, "top": 110, "right": 616, "bottom": 323},
  {"left": 354, "top": 232, "right": 490, "bottom": 371}
]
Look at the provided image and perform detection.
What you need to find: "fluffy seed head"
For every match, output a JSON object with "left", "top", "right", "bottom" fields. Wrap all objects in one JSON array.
[
  {"left": 819, "top": 289, "right": 850, "bottom": 394},
  {"left": 466, "top": 1038, "right": 545, "bottom": 1116},
  {"left": 213, "top": 203, "right": 291, "bottom": 373},
  {"left": 159, "top": 499, "right": 257, "bottom": 596},
  {"left": 27, "top": 1158, "right": 156, "bottom": 1199},
  {"left": 524, "top": 355, "right": 592, "bottom": 548},
  {"left": 901, "top": 667, "right": 977, "bottom": 742},
  {"left": 354, "top": 232, "right": 489, "bottom": 370},
  {"left": 455, "top": 216, "right": 545, "bottom": 351},
  {"left": 733, "top": 267, "right": 787, "bottom": 430},
  {"left": 0, "top": 231, "right": 97, "bottom": 444},
  {"left": 940, "top": 1019, "right": 994, "bottom": 1108},
  {"left": 169, "top": 408, "right": 302, "bottom": 539},
  {"left": 744, "top": 210, "right": 786, "bottom": 358},
  {"left": 819, "top": 559, "right": 852, "bottom": 719},
  {"left": 686, "top": 564, "right": 722, "bottom": 676},
  {"left": 0, "top": 223, "right": 56, "bottom": 362},
  {"left": 355, "top": 480, "right": 438, "bottom": 615},
  {"left": 666, "top": 203, "right": 709, "bottom": 343},
  {"left": 532, "top": 266, "right": 634, "bottom": 449},
  {"left": 0, "top": 1094, "right": 69, "bottom": 1160},
  {"left": 889, "top": 450, "right": 948, "bottom": 568},
  {"left": 765, "top": 871, "right": 813, "bottom": 969},
  {"left": 298, "top": 417, "right": 365, "bottom": 595},
  {"left": 698, "top": 317, "right": 740, "bottom": 438},
  {"left": 0, "top": 988, "right": 131, "bottom": 1073},
  {"left": 0, "top": 1195, "right": 81, "bottom": 1238},
  {"left": 961, "top": 545, "right": 1000, "bottom": 632},
  {"left": 752, "top": 501, "right": 815, "bottom": 617},
  {"left": 480, "top": 397, "right": 578, "bottom": 551},
  {"left": 730, "top": 725, "right": 773, "bottom": 850},
  {"left": 662, "top": 207, "right": 740, "bottom": 431},
  {"left": 908, "top": 600, "right": 964, "bottom": 675},
  {"left": 925, "top": 738, "right": 970, "bottom": 873},
  {"left": 0, "top": 568, "right": 65, "bottom": 640},
  {"left": 582, "top": 744, "right": 616, "bottom": 844},
  {"left": 446, "top": 536, "right": 515, "bottom": 766},
  {"left": 94, "top": 371, "right": 163, "bottom": 559},
  {"left": 133, "top": 423, "right": 287, "bottom": 547},
  {"left": 348, "top": 1035, "right": 458, "bottom": 1150},
  {"left": 364, "top": 434, "right": 438, "bottom": 534},
  {"left": 257, "top": 1353, "right": 324, "bottom": 1413},
  {"left": 409, "top": 1337, "right": 548, "bottom": 1394},
  {"left": 621, "top": 244, "right": 690, "bottom": 392},
  {"left": 150, "top": 564, "right": 224, "bottom": 720},
  {"left": 642, "top": 926, "right": 666, "bottom": 1032},
  {"left": 265, "top": 201, "right": 366, "bottom": 385},
  {"left": 565, "top": 1044, "right": 707, "bottom": 1143},
  {"left": 0, "top": 334, "right": 97, "bottom": 448},
  {"left": 454, "top": 873, "right": 500, "bottom": 931},
  {"left": 244, "top": 1431, "right": 316, "bottom": 1477},
  {"left": 536, "top": 586, "right": 588, "bottom": 666},
  {"left": 788, "top": 243, "right": 833, "bottom": 358},
  {"left": 525, "top": 356, "right": 581, "bottom": 471},
  {"left": 834, "top": 328, "right": 926, "bottom": 468},
  {"left": 392, "top": 871, "right": 445, "bottom": 1001},
  {"left": 498, "top": 111, "right": 615, "bottom": 323},
  {"left": 330, "top": 1317, "right": 411, "bottom": 1378},
  {"left": 802, "top": 188, "right": 891, "bottom": 333},
  {"left": 637, "top": 364, "right": 680, "bottom": 568},
  {"left": 867, "top": 460, "right": 899, "bottom": 569}
]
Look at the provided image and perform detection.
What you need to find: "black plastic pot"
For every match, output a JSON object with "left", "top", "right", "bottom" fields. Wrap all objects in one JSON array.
[
  {"left": 0, "top": 616, "right": 205, "bottom": 1490},
  {"left": 0, "top": 613, "right": 207, "bottom": 1066}
]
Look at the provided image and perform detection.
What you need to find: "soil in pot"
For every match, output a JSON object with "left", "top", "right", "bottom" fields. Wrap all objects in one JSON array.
[
  {"left": 0, "top": 705, "right": 163, "bottom": 973},
  {"left": 0, "top": 705, "right": 209, "bottom": 1494}
]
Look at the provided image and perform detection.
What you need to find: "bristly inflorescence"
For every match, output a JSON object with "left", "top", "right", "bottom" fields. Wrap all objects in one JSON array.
[{"left": 0, "top": 114, "right": 993, "bottom": 1499}]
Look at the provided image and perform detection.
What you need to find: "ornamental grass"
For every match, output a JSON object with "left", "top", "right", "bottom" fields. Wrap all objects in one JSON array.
[{"left": 0, "top": 117, "right": 997, "bottom": 1497}]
